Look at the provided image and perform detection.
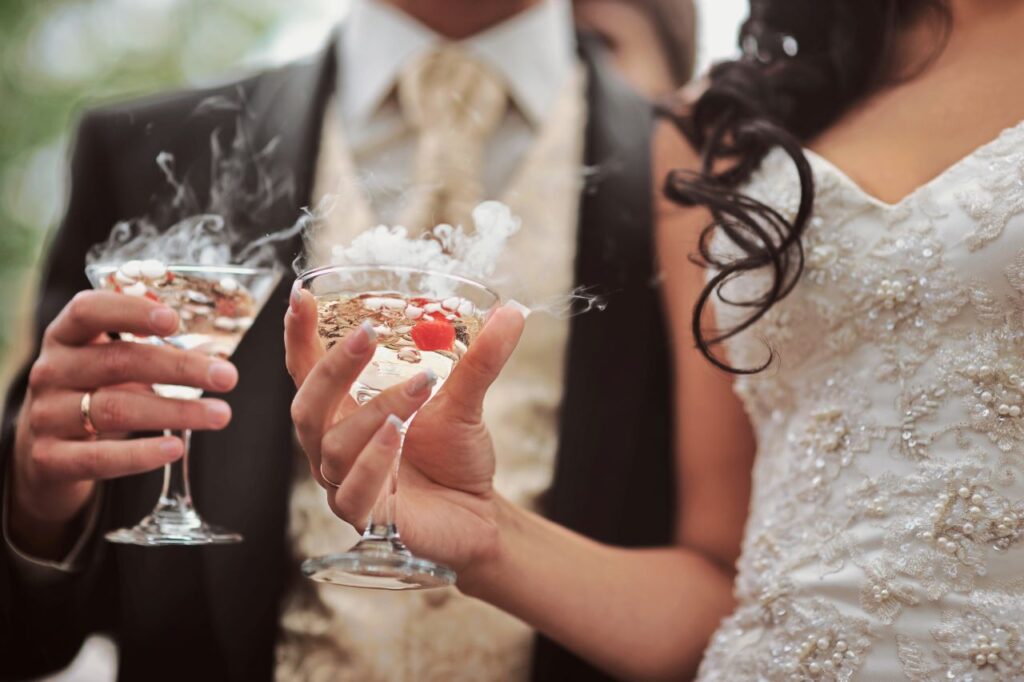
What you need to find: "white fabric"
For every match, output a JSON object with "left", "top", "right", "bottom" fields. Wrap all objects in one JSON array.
[
  {"left": 336, "top": 0, "right": 575, "bottom": 225},
  {"left": 699, "top": 121, "right": 1024, "bottom": 680}
]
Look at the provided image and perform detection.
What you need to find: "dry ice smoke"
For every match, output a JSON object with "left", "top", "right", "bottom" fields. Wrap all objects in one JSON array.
[
  {"left": 299, "top": 199, "right": 607, "bottom": 317},
  {"left": 300, "top": 200, "right": 521, "bottom": 282},
  {"left": 86, "top": 94, "right": 293, "bottom": 271}
]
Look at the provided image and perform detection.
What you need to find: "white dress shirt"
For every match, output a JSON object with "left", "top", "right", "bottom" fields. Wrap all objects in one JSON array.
[{"left": 337, "top": 0, "right": 576, "bottom": 224}]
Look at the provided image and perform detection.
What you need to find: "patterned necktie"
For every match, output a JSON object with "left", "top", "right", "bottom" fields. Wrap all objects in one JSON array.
[{"left": 397, "top": 45, "right": 508, "bottom": 232}]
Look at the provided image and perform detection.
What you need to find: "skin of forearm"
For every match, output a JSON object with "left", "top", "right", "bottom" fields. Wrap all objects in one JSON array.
[{"left": 459, "top": 496, "right": 736, "bottom": 681}]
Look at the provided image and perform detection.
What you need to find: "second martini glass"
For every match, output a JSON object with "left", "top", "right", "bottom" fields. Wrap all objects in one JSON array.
[
  {"left": 86, "top": 261, "right": 281, "bottom": 545},
  {"left": 298, "top": 265, "right": 500, "bottom": 590}
]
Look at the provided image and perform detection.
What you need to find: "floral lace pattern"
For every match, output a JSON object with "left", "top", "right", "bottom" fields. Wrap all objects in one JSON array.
[{"left": 698, "top": 121, "right": 1024, "bottom": 680}]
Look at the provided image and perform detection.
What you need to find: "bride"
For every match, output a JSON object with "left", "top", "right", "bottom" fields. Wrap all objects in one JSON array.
[{"left": 284, "top": 0, "right": 1024, "bottom": 678}]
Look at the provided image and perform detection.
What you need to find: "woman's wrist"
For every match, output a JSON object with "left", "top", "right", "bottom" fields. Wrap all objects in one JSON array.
[{"left": 457, "top": 493, "right": 525, "bottom": 599}]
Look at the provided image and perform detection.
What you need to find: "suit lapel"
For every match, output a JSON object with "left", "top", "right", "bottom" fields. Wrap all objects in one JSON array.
[{"left": 199, "top": 38, "right": 338, "bottom": 679}]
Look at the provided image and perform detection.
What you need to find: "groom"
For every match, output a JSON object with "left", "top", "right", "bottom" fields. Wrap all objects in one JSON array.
[{"left": 0, "top": 1, "right": 677, "bottom": 680}]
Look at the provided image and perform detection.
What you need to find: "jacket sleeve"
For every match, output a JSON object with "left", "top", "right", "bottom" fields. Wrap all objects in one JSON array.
[{"left": 0, "top": 110, "right": 119, "bottom": 680}]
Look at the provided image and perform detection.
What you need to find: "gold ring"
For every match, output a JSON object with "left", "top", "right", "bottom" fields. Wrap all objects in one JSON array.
[
  {"left": 319, "top": 462, "right": 341, "bottom": 489},
  {"left": 80, "top": 391, "right": 99, "bottom": 439}
]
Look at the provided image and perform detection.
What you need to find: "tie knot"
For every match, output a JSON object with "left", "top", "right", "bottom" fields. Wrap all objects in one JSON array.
[{"left": 398, "top": 46, "right": 508, "bottom": 137}]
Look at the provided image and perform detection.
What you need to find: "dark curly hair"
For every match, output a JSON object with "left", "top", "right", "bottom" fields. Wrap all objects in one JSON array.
[{"left": 664, "top": 0, "right": 951, "bottom": 373}]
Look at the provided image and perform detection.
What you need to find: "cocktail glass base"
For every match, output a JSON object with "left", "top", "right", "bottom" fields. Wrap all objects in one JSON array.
[
  {"left": 301, "top": 536, "right": 456, "bottom": 590},
  {"left": 105, "top": 502, "right": 242, "bottom": 546}
]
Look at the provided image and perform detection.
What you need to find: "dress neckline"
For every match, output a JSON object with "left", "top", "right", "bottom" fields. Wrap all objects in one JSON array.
[{"left": 802, "top": 118, "right": 1024, "bottom": 212}]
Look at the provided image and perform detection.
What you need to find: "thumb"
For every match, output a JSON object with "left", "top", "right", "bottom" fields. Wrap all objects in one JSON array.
[
  {"left": 284, "top": 281, "right": 324, "bottom": 387},
  {"left": 439, "top": 301, "right": 528, "bottom": 413}
]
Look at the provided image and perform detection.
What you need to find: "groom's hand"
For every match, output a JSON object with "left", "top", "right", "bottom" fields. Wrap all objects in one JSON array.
[{"left": 10, "top": 289, "right": 238, "bottom": 559}]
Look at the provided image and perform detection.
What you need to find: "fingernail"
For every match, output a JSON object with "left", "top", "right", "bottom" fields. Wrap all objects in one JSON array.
[
  {"left": 289, "top": 280, "right": 302, "bottom": 312},
  {"left": 345, "top": 320, "right": 377, "bottom": 354},
  {"left": 405, "top": 369, "right": 438, "bottom": 396},
  {"left": 208, "top": 361, "right": 238, "bottom": 391},
  {"left": 160, "top": 438, "right": 183, "bottom": 458},
  {"left": 376, "top": 414, "right": 404, "bottom": 446},
  {"left": 504, "top": 299, "right": 531, "bottom": 319},
  {"left": 205, "top": 401, "right": 231, "bottom": 427},
  {"left": 149, "top": 307, "right": 177, "bottom": 332}
]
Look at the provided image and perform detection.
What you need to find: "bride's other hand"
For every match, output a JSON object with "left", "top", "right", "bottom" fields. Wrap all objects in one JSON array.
[{"left": 283, "top": 284, "right": 527, "bottom": 571}]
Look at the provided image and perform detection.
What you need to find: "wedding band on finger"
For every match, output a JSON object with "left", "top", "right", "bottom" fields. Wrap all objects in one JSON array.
[
  {"left": 80, "top": 391, "right": 100, "bottom": 439},
  {"left": 319, "top": 462, "right": 341, "bottom": 489}
]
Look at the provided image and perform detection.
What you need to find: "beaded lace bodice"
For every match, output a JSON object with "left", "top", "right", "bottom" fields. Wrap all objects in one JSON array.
[{"left": 698, "top": 121, "right": 1024, "bottom": 681}]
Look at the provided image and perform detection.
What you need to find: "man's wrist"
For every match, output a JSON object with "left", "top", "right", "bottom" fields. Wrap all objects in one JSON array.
[{"left": 7, "top": 455, "right": 97, "bottom": 561}]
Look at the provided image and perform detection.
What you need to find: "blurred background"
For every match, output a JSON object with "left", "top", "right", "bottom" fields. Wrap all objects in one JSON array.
[
  {"left": 1, "top": 1, "right": 745, "bottom": 679},
  {"left": 0, "top": 0, "right": 745, "bottom": 391}
]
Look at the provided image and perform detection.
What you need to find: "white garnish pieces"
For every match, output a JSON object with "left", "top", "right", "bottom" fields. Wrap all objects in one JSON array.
[
  {"left": 122, "top": 282, "right": 147, "bottom": 297},
  {"left": 115, "top": 270, "right": 136, "bottom": 285},
  {"left": 120, "top": 260, "right": 142, "bottom": 279},
  {"left": 139, "top": 259, "right": 167, "bottom": 279}
]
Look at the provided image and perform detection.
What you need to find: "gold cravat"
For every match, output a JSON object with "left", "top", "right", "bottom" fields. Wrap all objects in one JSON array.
[{"left": 397, "top": 45, "right": 508, "bottom": 233}]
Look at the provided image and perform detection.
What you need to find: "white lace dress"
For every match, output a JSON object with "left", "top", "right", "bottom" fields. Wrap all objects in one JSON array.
[{"left": 698, "top": 121, "right": 1024, "bottom": 681}]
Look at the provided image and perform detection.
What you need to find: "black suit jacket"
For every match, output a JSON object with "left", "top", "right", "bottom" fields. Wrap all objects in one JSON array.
[{"left": 0, "top": 34, "right": 674, "bottom": 682}]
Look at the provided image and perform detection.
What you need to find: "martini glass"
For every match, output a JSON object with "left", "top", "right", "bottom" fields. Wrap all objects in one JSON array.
[
  {"left": 86, "top": 261, "right": 282, "bottom": 545},
  {"left": 297, "top": 265, "right": 499, "bottom": 590}
]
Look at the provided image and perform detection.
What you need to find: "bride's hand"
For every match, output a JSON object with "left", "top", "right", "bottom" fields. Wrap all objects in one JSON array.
[{"left": 283, "top": 284, "right": 526, "bottom": 572}]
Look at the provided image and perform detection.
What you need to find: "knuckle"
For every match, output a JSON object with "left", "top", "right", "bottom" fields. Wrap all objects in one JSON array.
[
  {"left": 101, "top": 344, "right": 135, "bottom": 380},
  {"left": 28, "top": 358, "right": 54, "bottom": 389},
  {"left": 27, "top": 399, "right": 52, "bottom": 433},
  {"left": 331, "top": 492, "right": 359, "bottom": 524},
  {"left": 291, "top": 399, "right": 312, "bottom": 432},
  {"left": 28, "top": 441, "right": 52, "bottom": 472},
  {"left": 67, "top": 291, "right": 94, "bottom": 326},
  {"left": 79, "top": 442, "right": 103, "bottom": 478},
  {"left": 173, "top": 353, "right": 192, "bottom": 381},
  {"left": 97, "top": 393, "right": 129, "bottom": 430}
]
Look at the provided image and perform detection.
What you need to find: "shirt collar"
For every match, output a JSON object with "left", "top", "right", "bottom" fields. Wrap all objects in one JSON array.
[{"left": 338, "top": 0, "right": 575, "bottom": 128}]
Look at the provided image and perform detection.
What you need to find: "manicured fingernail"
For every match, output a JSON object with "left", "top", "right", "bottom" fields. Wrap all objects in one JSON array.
[
  {"left": 504, "top": 299, "right": 531, "bottom": 319},
  {"left": 346, "top": 321, "right": 377, "bottom": 354},
  {"left": 405, "top": 369, "right": 438, "bottom": 396},
  {"left": 376, "top": 414, "right": 404, "bottom": 447},
  {"left": 289, "top": 280, "right": 302, "bottom": 312},
  {"left": 205, "top": 401, "right": 231, "bottom": 427},
  {"left": 149, "top": 307, "right": 177, "bottom": 332},
  {"left": 209, "top": 361, "right": 238, "bottom": 390},
  {"left": 160, "top": 438, "right": 183, "bottom": 458}
]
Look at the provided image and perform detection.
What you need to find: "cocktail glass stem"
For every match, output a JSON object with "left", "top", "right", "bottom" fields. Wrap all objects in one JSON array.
[
  {"left": 359, "top": 407, "right": 409, "bottom": 552},
  {"left": 149, "top": 429, "right": 202, "bottom": 529}
]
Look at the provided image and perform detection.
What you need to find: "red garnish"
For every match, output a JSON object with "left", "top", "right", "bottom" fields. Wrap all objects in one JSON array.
[
  {"left": 165, "top": 272, "right": 175, "bottom": 282},
  {"left": 215, "top": 299, "right": 237, "bottom": 316},
  {"left": 144, "top": 291, "right": 160, "bottom": 302},
  {"left": 411, "top": 317, "right": 455, "bottom": 352}
]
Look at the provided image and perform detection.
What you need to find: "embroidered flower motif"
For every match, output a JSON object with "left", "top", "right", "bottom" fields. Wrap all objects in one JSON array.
[
  {"left": 898, "top": 584, "right": 1024, "bottom": 680},
  {"left": 958, "top": 127, "right": 1024, "bottom": 251},
  {"left": 698, "top": 598, "right": 874, "bottom": 682}
]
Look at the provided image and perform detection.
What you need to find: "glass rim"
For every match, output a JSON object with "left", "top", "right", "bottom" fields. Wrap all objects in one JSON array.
[
  {"left": 296, "top": 264, "right": 500, "bottom": 303},
  {"left": 86, "top": 263, "right": 281, "bottom": 277}
]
